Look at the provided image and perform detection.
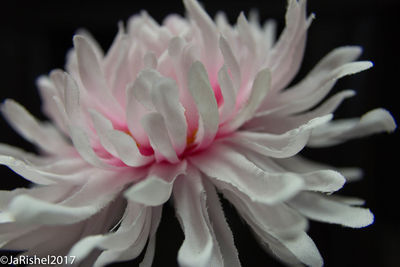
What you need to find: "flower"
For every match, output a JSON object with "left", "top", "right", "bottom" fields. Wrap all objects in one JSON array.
[{"left": 0, "top": 0, "right": 396, "bottom": 266}]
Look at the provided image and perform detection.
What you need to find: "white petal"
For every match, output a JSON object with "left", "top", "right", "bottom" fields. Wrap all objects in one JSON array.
[
  {"left": 73, "top": 35, "right": 124, "bottom": 120},
  {"left": 300, "top": 170, "right": 345, "bottom": 193},
  {"left": 267, "top": 0, "right": 308, "bottom": 93},
  {"left": 93, "top": 206, "right": 152, "bottom": 267},
  {"left": 106, "top": 130, "right": 154, "bottom": 167},
  {"left": 141, "top": 112, "right": 179, "bottom": 163},
  {"left": 1, "top": 99, "right": 71, "bottom": 154},
  {"left": 7, "top": 195, "right": 98, "bottom": 225},
  {"left": 173, "top": 167, "right": 223, "bottom": 267},
  {"left": 308, "top": 108, "right": 396, "bottom": 147},
  {"left": 139, "top": 206, "right": 163, "bottom": 267},
  {"left": 63, "top": 71, "right": 84, "bottom": 125},
  {"left": 278, "top": 231, "right": 323, "bottom": 267},
  {"left": 232, "top": 192, "right": 323, "bottom": 267},
  {"left": 202, "top": 179, "right": 241, "bottom": 267},
  {"left": 219, "top": 36, "right": 241, "bottom": 91},
  {"left": 223, "top": 189, "right": 307, "bottom": 241},
  {"left": 75, "top": 28, "right": 104, "bottom": 58},
  {"left": 183, "top": 0, "right": 219, "bottom": 73},
  {"left": 221, "top": 68, "right": 271, "bottom": 133},
  {"left": 124, "top": 160, "right": 187, "bottom": 205},
  {"left": 36, "top": 76, "right": 68, "bottom": 134},
  {"left": 151, "top": 77, "right": 187, "bottom": 154},
  {"left": 218, "top": 65, "right": 237, "bottom": 123},
  {"left": 89, "top": 110, "right": 118, "bottom": 155},
  {"left": 0, "top": 153, "right": 53, "bottom": 185},
  {"left": 188, "top": 61, "right": 219, "bottom": 149},
  {"left": 190, "top": 144, "right": 303, "bottom": 204},
  {"left": 275, "top": 155, "right": 363, "bottom": 182},
  {"left": 231, "top": 115, "right": 332, "bottom": 158},
  {"left": 69, "top": 202, "right": 150, "bottom": 266},
  {"left": 289, "top": 192, "right": 374, "bottom": 228},
  {"left": 237, "top": 13, "right": 257, "bottom": 56},
  {"left": 278, "top": 59, "right": 372, "bottom": 110},
  {"left": 69, "top": 126, "right": 112, "bottom": 169},
  {"left": 0, "top": 145, "right": 97, "bottom": 184},
  {"left": 242, "top": 148, "right": 345, "bottom": 193},
  {"left": 6, "top": 171, "right": 131, "bottom": 225},
  {"left": 276, "top": 61, "right": 372, "bottom": 115},
  {"left": 126, "top": 81, "right": 151, "bottom": 147}
]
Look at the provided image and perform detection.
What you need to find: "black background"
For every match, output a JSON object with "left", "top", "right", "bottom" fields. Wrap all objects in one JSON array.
[{"left": 0, "top": 0, "right": 399, "bottom": 266}]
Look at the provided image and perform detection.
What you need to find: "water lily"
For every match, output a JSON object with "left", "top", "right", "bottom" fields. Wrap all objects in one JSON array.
[{"left": 0, "top": 0, "right": 396, "bottom": 266}]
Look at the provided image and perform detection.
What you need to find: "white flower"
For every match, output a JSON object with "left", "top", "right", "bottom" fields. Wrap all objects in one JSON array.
[{"left": 0, "top": 0, "right": 396, "bottom": 266}]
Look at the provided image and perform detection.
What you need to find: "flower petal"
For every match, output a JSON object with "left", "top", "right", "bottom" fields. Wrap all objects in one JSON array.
[
  {"left": 190, "top": 144, "right": 303, "bottom": 204},
  {"left": 221, "top": 68, "right": 271, "bottom": 133},
  {"left": 223, "top": 189, "right": 307, "bottom": 241},
  {"left": 242, "top": 149, "right": 345, "bottom": 193},
  {"left": 308, "top": 108, "right": 396, "bottom": 147},
  {"left": 73, "top": 35, "right": 124, "bottom": 121},
  {"left": 218, "top": 65, "right": 237, "bottom": 123},
  {"left": 219, "top": 36, "right": 241, "bottom": 91},
  {"left": 0, "top": 99, "right": 71, "bottom": 155},
  {"left": 183, "top": 0, "right": 219, "bottom": 74},
  {"left": 289, "top": 192, "right": 374, "bottom": 228},
  {"left": 69, "top": 202, "right": 151, "bottom": 266},
  {"left": 141, "top": 112, "right": 179, "bottom": 163},
  {"left": 6, "top": 171, "right": 131, "bottom": 225},
  {"left": 139, "top": 206, "right": 163, "bottom": 267},
  {"left": 231, "top": 115, "right": 332, "bottom": 158},
  {"left": 151, "top": 77, "right": 187, "bottom": 155},
  {"left": 69, "top": 126, "right": 113, "bottom": 169},
  {"left": 173, "top": 167, "right": 223, "bottom": 267},
  {"left": 124, "top": 160, "right": 187, "bottom": 206},
  {"left": 202, "top": 179, "right": 241, "bottom": 267},
  {"left": 90, "top": 109, "right": 154, "bottom": 167},
  {"left": 275, "top": 156, "right": 362, "bottom": 182},
  {"left": 188, "top": 61, "right": 219, "bottom": 149}
]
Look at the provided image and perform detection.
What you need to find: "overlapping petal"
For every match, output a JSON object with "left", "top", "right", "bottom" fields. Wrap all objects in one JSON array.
[{"left": 0, "top": 0, "right": 396, "bottom": 266}]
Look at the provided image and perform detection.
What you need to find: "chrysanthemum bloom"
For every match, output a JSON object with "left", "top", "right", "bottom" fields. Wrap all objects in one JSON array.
[{"left": 0, "top": 0, "right": 396, "bottom": 266}]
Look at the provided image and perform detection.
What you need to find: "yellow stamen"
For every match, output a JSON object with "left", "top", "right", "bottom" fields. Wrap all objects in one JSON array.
[{"left": 186, "top": 128, "right": 198, "bottom": 146}]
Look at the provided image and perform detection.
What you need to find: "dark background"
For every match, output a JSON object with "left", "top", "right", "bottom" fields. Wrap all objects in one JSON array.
[{"left": 0, "top": 0, "right": 399, "bottom": 266}]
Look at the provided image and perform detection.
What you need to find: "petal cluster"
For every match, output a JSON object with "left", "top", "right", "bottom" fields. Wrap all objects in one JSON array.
[{"left": 0, "top": 0, "right": 396, "bottom": 266}]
